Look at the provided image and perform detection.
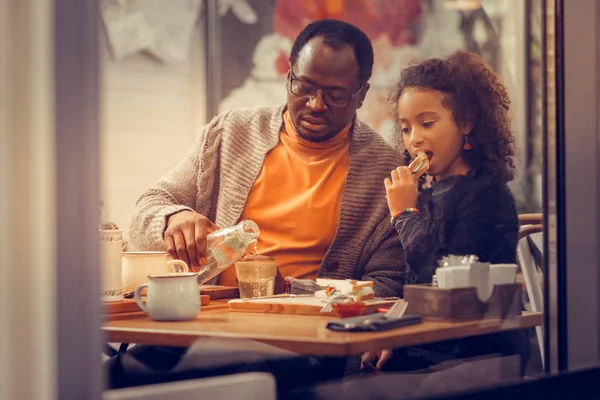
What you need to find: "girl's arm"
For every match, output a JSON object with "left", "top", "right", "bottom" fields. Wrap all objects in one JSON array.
[
  {"left": 384, "top": 165, "right": 437, "bottom": 283},
  {"left": 392, "top": 211, "right": 438, "bottom": 283}
]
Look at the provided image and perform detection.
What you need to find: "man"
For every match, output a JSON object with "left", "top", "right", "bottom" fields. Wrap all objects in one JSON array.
[{"left": 129, "top": 19, "right": 403, "bottom": 297}]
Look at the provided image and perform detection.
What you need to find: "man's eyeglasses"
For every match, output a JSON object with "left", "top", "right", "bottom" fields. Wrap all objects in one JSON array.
[{"left": 289, "top": 68, "right": 363, "bottom": 108}]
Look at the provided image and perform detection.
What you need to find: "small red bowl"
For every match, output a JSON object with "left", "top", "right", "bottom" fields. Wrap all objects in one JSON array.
[{"left": 332, "top": 301, "right": 366, "bottom": 318}]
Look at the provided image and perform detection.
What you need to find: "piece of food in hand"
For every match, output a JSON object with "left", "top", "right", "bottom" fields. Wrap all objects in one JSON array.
[
  {"left": 315, "top": 278, "right": 375, "bottom": 301},
  {"left": 408, "top": 152, "right": 430, "bottom": 176}
]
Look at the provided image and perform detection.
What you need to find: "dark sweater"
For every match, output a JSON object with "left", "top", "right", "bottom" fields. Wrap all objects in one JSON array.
[
  {"left": 389, "top": 171, "right": 528, "bottom": 374},
  {"left": 393, "top": 170, "right": 519, "bottom": 288}
]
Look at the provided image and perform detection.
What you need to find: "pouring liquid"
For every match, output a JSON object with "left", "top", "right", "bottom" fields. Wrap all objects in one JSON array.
[
  {"left": 236, "top": 243, "right": 276, "bottom": 298},
  {"left": 196, "top": 220, "right": 260, "bottom": 285}
]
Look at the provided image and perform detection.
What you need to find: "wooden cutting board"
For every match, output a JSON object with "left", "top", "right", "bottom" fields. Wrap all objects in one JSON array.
[
  {"left": 228, "top": 296, "right": 398, "bottom": 316},
  {"left": 104, "top": 295, "right": 210, "bottom": 315},
  {"left": 199, "top": 285, "right": 240, "bottom": 299},
  {"left": 130, "top": 285, "right": 238, "bottom": 300}
]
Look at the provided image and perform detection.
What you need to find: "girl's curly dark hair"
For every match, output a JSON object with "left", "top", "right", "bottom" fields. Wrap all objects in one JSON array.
[{"left": 390, "top": 51, "right": 516, "bottom": 184}]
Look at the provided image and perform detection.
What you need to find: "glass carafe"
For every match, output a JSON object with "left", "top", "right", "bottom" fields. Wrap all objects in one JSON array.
[{"left": 196, "top": 220, "right": 260, "bottom": 284}]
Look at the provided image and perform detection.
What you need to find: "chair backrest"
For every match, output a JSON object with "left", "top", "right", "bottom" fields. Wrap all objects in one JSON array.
[
  {"left": 520, "top": 224, "right": 543, "bottom": 240},
  {"left": 517, "top": 213, "right": 545, "bottom": 367},
  {"left": 518, "top": 213, "right": 543, "bottom": 226},
  {"left": 517, "top": 214, "right": 544, "bottom": 289},
  {"left": 103, "top": 372, "right": 276, "bottom": 400}
]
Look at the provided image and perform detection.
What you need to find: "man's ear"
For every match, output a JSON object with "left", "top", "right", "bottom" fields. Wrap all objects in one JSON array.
[{"left": 356, "top": 83, "right": 370, "bottom": 109}]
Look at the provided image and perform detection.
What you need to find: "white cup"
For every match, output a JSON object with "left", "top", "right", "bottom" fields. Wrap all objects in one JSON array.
[
  {"left": 134, "top": 272, "right": 201, "bottom": 321},
  {"left": 122, "top": 252, "right": 189, "bottom": 293}
]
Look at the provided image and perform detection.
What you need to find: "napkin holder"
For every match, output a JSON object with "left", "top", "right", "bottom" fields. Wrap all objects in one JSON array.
[{"left": 403, "top": 283, "right": 522, "bottom": 321}]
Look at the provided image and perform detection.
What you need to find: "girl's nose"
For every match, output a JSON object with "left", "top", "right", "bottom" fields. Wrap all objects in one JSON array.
[{"left": 409, "top": 129, "right": 424, "bottom": 147}]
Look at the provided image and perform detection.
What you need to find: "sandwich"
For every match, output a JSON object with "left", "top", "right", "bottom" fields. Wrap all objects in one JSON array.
[
  {"left": 408, "top": 152, "right": 430, "bottom": 177},
  {"left": 315, "top": 278, "right": 375, "bottom": 301}
]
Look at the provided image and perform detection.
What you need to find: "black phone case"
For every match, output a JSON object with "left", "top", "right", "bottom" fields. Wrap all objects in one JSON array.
[{"left": 326, "top": 313, "right": 422, "bottom": 332}]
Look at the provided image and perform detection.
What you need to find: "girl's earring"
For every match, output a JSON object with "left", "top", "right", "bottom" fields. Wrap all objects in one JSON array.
[{"left": 463, "top": 135, "right": 472, "bottom": 150}]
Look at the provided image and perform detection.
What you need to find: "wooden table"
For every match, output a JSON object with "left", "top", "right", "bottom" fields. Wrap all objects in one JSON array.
[{"left": 103, "top": 305, "right": 543, "bottom": 356}]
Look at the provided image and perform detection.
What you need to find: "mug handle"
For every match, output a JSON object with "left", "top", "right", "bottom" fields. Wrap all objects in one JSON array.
[
  {"left": 167, "top": 259, "right": 189, "bottom": 273},
  {"left": 134, "top": 283, "right": 148, "bottom": 313}
]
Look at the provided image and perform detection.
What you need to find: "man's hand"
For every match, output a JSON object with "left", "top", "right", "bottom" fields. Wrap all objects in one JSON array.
[
  {"left": 361, "top": 349, "right": 393, "bottom": 372},
  {"left": 164, "top": 211, "right": 219, "bottom": 271}
]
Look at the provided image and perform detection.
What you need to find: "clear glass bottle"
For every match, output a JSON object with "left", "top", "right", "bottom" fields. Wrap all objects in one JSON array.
[{"left": 196, "top": 220, "right": 260, "bottom": 285}]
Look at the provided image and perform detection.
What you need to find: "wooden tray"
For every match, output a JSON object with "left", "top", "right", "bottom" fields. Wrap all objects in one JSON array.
[
  {"left": 199, "top": 285, "right": 240, "bottom": 299},
  {"left": 403, "top": 283, "right": 522, "bottom": 321},
  {"left": 104, "top": 296, "right": 210, "bottom": 315},
  {"left": 228, "top": 296, "right": 398, "bottom": 316},
  {"left": 129, "top": 285, "right": 237, "bottom": 300}
]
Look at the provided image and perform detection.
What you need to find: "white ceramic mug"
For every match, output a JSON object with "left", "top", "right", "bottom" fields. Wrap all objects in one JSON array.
[
  {"left": 134, "top": 272, "right": 201, "bottom": 321},
  {"left": 122, "top": 251, "right": 189, "bottom": 293}
]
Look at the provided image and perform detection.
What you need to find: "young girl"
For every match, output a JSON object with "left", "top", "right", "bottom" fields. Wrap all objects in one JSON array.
[{"left": 362, "top": 51, "right": 528, "bottom": 374}]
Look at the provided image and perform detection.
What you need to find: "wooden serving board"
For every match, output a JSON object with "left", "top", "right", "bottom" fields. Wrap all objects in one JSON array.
[
  {"left": 199, "top": 285, "right": 240, "bottom": 299},
  {"left": 130, "top": 285, "right": 237, "bottom": 300},
  {"left": 104, "top": 296, "right": 210, "bottom": 315},
  {"left": 228, "top": 296, "right": 398, "bottom": 316}
]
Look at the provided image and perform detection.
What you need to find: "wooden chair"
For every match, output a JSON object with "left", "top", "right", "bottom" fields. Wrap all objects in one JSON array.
[
  {"left": 103, "top": 372, "right": 276, "bottom": 400},
  {"left": 518, "top": 213, "right": 543, "bottom": 226},
  {"left": 517, "top": 213, "right": 544, "bottom": 366}
]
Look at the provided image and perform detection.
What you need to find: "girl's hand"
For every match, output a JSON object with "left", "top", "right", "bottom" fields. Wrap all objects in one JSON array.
[
  {"left": 361, "top": 349, "right": 394, "bottom": 372},
  {"left": 384, "top": 166, "right": 418, "bottom": 216}
]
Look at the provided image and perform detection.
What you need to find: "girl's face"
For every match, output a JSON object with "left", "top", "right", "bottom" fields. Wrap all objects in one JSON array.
[{"left": 397, "top": 88, "right": 472, "bottom": 181}]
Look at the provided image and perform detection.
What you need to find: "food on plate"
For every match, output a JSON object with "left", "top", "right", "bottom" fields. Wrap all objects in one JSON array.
[
  {"left": 332, "top": 299, "right": 366, "bottom": 318},
  {"left": 408, "top": 152, "right": 430, "bottom": 177},
  {"left": 315, "top": 278, "right": 375, "bottom": 301}
]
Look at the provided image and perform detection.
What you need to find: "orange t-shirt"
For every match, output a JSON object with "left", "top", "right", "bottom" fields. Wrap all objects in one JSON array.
[{"left": 219, "top": 111, "right": 351, "bottom": 286}]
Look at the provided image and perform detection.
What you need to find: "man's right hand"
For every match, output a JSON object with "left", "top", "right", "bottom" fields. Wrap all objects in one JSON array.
[{"left": 164, "top": 211, "right": 219, "bottom": 271}]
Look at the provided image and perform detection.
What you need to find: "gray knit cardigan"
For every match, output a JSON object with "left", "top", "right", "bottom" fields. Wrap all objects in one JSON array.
[{"left": 129, "top": 105, "right": 405, "bottom": 297}]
